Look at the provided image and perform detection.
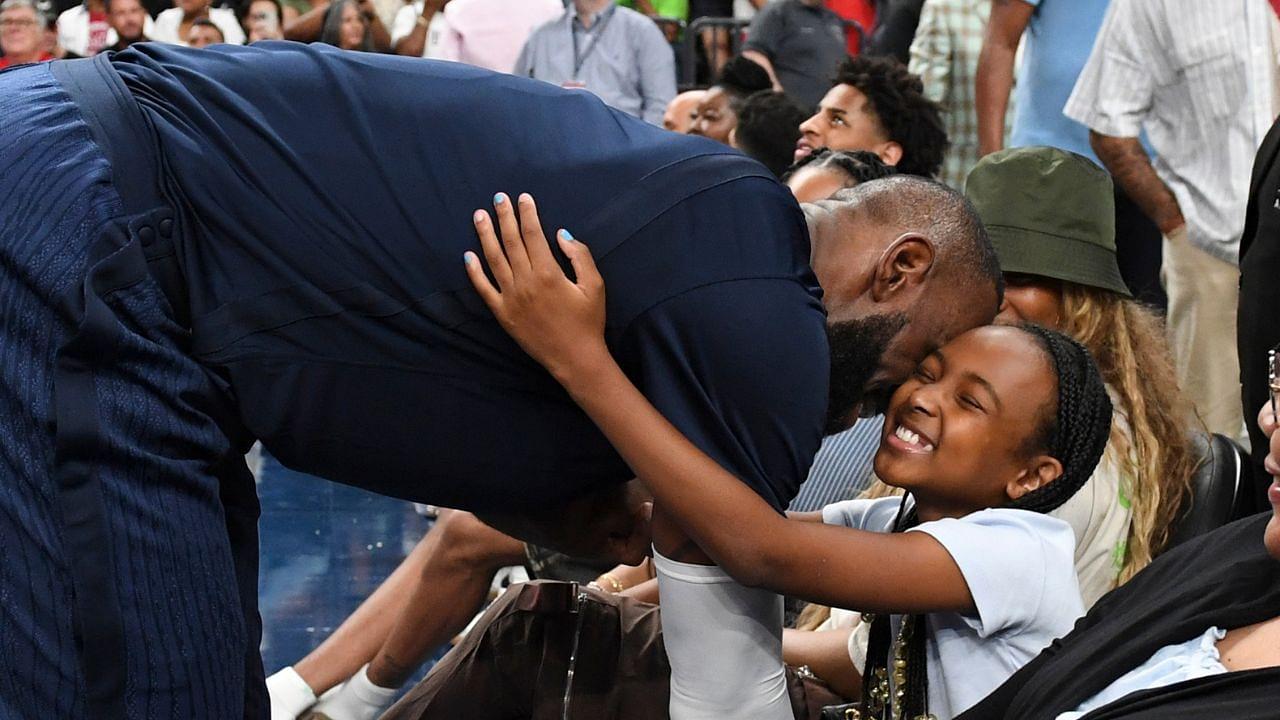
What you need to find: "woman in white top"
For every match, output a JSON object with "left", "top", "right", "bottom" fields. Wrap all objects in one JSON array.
[
  {"left": 152, "top": 0, "right": 245, "bottom": 45},
  {"left": 458, "top": 193, "right": 1118, "bottom": 720}
]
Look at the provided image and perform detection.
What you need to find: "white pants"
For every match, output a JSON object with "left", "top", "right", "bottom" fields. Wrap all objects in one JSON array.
[{"left": 1162, "top": 226, "right": 1248, "bottom": 446}]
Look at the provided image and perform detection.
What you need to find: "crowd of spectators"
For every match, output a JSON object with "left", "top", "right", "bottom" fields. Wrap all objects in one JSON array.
[{"left": 3, "top": 1, "right": 1278, "bottom": 719}]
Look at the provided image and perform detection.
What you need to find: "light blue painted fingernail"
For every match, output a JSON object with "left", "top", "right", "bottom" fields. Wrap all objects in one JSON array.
[
  {"left": 464, "top": 252, "right": 475, "bottom": 265},
  {"left": 493, "top": 193, "right": 506, "bottom": 205},
  {"left": 559, "top": 229, "right": 575, "bottom": 242}
]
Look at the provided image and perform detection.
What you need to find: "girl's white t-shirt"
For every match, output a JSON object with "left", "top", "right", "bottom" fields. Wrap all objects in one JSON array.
[{"left": 821, "top": 497, "right": 1085, "bottom": 719}]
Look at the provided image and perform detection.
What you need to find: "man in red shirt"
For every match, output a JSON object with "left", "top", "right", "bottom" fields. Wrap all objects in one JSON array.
[{"left": 0, "top": 0, "right": 54, "bottom": 68}]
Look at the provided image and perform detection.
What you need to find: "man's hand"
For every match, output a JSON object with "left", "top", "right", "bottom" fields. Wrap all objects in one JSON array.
[{"left": 1091, "top": 131, "right": 1185, "bottom": 235}]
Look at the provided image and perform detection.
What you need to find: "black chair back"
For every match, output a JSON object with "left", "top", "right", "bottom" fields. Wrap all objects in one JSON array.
[{"left": 1168, "top": 433, "right": 1255, "bottom": 547}]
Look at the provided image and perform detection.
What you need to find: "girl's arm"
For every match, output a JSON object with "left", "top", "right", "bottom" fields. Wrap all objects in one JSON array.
[{"left": 463, "top": 194, "right": 974, "bottom": 615}]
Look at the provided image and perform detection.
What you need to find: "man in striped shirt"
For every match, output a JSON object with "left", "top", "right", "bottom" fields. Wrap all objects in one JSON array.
[{"left": 1065, "top": 0, "right": 1280, "bottom": 447}]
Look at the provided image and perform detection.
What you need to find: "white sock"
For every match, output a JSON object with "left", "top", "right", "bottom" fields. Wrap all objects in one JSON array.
[
  {"left": 653, "top": 550, "right": 791, "bottom": 720},
  {"left": 308, "top": 663, "right": 399, "bottom": 720},
  {"left": 266, "top": 666, "right": 317, "bottom": 720}
]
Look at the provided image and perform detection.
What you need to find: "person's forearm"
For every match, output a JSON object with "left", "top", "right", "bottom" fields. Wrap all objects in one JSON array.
[
  {"left": 548, "top": 350, "right": 974, "bottom": 614},
  {"left": 1091, "top": 132, "right": 1184, "bottom": 234},
  {"left": 782, "top": 628, "right": 861, "bottom": 699},
  {"left": 394, "top": 9, "right": 433, "bottom": 56},
  {"left": 553, "top": 351, "right": 791, "bottom": 585},
  {"left": 283, "top": 1, "right": 328, "bottom": 41},
  {"left": 368, "top": 12, "right": 391, "bottom": 52},
  {"left": 620, "top": 577, "right": 660, "bottom": 603},
  {"left": 975, "top": 39, "right": 1015, "bottom": 156}
]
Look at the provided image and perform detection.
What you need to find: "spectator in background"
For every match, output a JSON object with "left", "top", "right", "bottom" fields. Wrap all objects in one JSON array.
[
  {"left": 1065, "top": 0, "right": 1277, "bottom": 447},
  {"left": 862, "top": 0, "right": 923, "bottom": 63},
  {"left": 57, "top": 0, "right": 152, "bottom": 56},
  {"left": 186, "top": 14, "right": 223, "bottom": 45},
  {"left": 285, "top": 0, "right": 390, "bottom": 52},
  {"left": 794, "top": 55, "right": 947, "bottom": 178},
  {"left": 742, "top": 0, "right": 848, "bottom": 110},
  {"left": 784, "top": 147, "right": 894, "bottom": 202},
  {"left": 662, "top": 89, "right": 705, "bottom": 132},
  {"left": 824, "top": 0, "right": 874, "bottom": 55},
  {"left": 514, "top": 0, "right": 676, "bottom": 125},
  {"left": 105, "top": 0, "right": 148, "bottom": 50},
  {"left": 688, "top": 54, "right": 772, "bottom": 144},
  {"left": 976, "top": 0, "right": 1165, "bottom": 309},
  {"left": 908, "top": 0, "right": 1007, "bottom": 191},
  {"left": 0, "top": 0, "right": 53, "bottom": 68},
  {"left": 154, "top": 0, "right": 246, "bottom": 44},
  {"left": 239, "top": 0, "right": 284, "bottom": 42},
  {"left": 320, "top": 0, "right": 373, "bottom": 51},
  {"left": 392, "top": 0, "right": 560, "bottom": 71},
  {"left": 730, "top": 89, "right": 808, "bottom": 178}
]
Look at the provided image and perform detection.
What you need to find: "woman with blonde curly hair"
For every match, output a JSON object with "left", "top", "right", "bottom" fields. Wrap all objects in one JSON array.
[{"left": 967, "top": 146, "right": 1199, "bottom": 601}]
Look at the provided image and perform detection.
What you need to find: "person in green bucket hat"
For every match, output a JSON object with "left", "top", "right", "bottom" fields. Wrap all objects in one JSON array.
[{"left": 966, "top": 146, "right": 1201, "bottom": 606}]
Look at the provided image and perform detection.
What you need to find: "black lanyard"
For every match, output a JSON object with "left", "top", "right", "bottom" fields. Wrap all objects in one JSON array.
[{"left": 571, "top": 7, "right": 614, "bottom": 79}]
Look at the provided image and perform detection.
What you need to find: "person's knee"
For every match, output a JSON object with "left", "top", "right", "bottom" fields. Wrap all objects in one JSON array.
[{"left": 433, "top": 511, "right": 523, "bottom": 571}]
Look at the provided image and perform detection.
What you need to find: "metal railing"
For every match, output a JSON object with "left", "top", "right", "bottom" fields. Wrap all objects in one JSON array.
[{"left": 672, "top": 16, "right": 865, "bottom": 89}]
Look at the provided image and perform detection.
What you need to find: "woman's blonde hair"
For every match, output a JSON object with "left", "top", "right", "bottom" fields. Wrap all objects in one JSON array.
[{"left": 1059, "top": 284, "right": 1199, "bottom": 581}]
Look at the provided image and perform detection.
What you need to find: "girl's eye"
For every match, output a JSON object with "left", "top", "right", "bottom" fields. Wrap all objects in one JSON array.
[
  {"left": 960, "top": 395, "right": 984, "bottom": 412},
  {"left": 913, "top": 367, "right": 934, "bottom": 382}
]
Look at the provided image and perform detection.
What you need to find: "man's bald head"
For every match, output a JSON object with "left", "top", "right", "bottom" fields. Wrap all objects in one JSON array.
[{"left": 803, "top": 175, "right": 1003, "bottom": 422}]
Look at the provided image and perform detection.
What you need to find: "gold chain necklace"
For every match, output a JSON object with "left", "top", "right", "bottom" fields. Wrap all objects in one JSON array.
[{"left": 856, "top": 614, "right": 937, "bottom": 720}]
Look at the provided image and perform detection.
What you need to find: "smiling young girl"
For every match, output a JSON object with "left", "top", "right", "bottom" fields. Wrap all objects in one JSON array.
[{"left": 458, "top": 193, "right": 1115, "bottom": 719}]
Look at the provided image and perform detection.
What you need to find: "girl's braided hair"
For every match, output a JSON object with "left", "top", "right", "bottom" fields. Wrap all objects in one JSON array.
[{"left": 860, "top": 324, "right": 1114, "bottom": 719}]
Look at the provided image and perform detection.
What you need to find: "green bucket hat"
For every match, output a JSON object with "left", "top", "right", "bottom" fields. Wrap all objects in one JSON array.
[{"left": 965, "top": 146, "right": 1131, "bottom": 296}]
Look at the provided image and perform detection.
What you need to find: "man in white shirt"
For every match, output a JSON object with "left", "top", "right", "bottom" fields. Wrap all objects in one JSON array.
[
  {"left": 152, "top": 0, "right": 245, "bottom": 45},
  {"left": 391, "top": 0, "right": 561, "bottom": 72},
  {"left": 57, "top": 0, "right": 154, "bottom": 55},
  {"left": 1065, "top": 0, "right": 1280, "bottom": 446}
]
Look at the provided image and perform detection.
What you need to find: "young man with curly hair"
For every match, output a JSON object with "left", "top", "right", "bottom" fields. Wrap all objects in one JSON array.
[{"left": 794, "top": 54, "right": 948, "bottom": 178}]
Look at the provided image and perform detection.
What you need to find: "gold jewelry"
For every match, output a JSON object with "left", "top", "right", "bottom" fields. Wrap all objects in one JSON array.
[
  {"left": 864, "top": 615, "right": 935, "bottom": 720},
  {"left": 597, "top": 573, "right": 625, "bottom": 593}
]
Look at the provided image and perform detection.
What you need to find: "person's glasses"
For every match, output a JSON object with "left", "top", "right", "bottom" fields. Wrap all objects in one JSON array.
[{"left": 0, "top": 18, "right": 38, "bottom": 27}]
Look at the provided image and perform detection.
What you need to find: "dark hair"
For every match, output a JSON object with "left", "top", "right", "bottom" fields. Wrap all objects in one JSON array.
[
  {"left": 189, "top": 16, "right": 225, "bottom": 41},
  {"left": 714, "top": 55, "right": 774, "bottom": 113},
  {"left": 782, "top": 147, "right": 896, "bottom": 185},
  {"left": 860, "top": 324, "right": 1113, "bottom": 720},
  {"left": 733, "top": 90, "right": 807, "bottom": 178},
  {"left": 839, "top": 175, "right": 1004, "bottom": 309},
  {"left": 831, "top": 55, "right": 947, "bottom": 178},
  {"left": 236, "top": 0, "right": 282, "bottom": 29}
]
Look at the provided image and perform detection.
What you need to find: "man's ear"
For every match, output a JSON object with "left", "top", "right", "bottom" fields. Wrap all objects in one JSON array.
[
  {"left": 877, "top": 141, "right": 903, "bottom": 168},
  {"left": 1005, "top": 456, "right": 1065, "bottom": 501},
  {"left": 870, "top": 234, "right": 935, "bottom": 303},
  {"left": 728, "top": 126, "right": 739, "bottom": 149}
]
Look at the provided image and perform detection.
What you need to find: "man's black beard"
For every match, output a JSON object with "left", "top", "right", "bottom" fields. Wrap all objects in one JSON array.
[{"left": 824, "top": 312, "right": 908, "bottom": 435}]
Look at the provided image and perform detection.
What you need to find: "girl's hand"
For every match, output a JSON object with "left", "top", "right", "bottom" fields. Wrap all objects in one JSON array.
[{"left": 464, "top": 192, "right": 609, "bottom": 381}]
